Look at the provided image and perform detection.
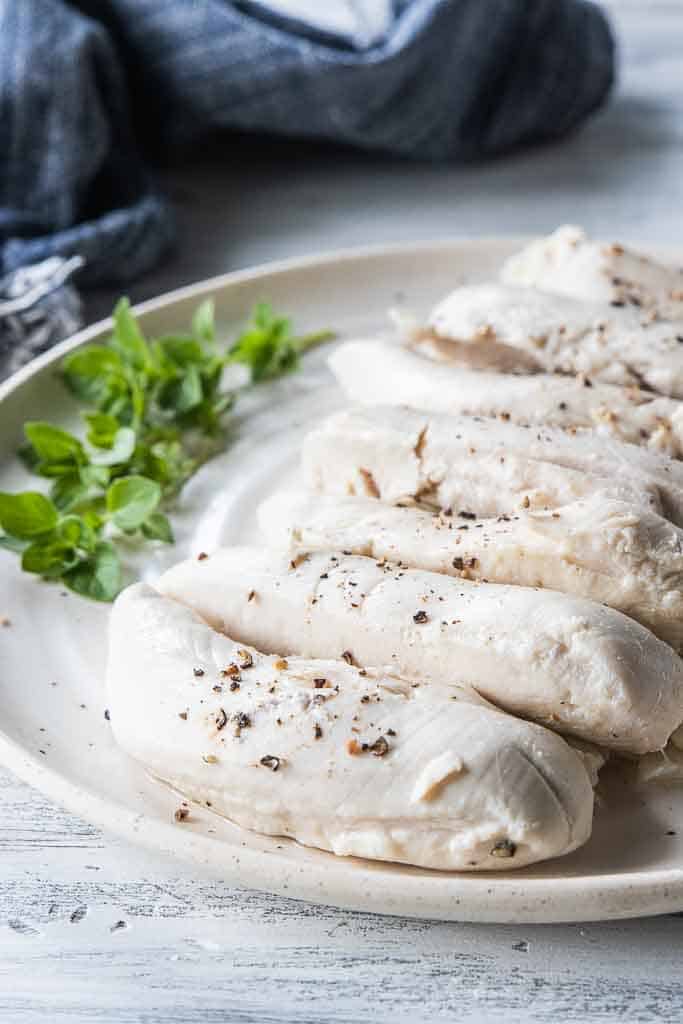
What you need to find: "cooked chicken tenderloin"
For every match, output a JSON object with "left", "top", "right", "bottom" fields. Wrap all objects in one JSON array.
[
  {"left": 108, "top": 582, "right": 595, "bottom": 870},
  {"left": 329, "top": 340, "right": 683, "bottom": 457},
  {"left": 425, "top": 282, "right": 683, "bottom": 398},
  {"left": 257, "top": 490, "right": 683, "bottom": 650},
  {"left": 302, "top": 406, "right": 683, "bottom": 526},
  {"left": 157, "top": 548, "right": 683, "bottom": 754},
  {"left": 428, "top": 282, "right": 592, "bottom": 364},
  {"left": 501, "top": 224, "right": 683, "bottom": 318}
]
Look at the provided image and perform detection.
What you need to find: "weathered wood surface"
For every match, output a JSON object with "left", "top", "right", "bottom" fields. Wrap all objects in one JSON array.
[
  {"left": 2, "top": 771, "right": 683, "bottom": 1024},
  {"left": 5, "top": 3, "right": 683, "bottom": 1021}
]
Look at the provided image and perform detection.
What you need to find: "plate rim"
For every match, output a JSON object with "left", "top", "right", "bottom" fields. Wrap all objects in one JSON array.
[
  {"left": 3, "top": 722, "right": 683, "bottom": 924},
  {"left": 3, "top": 234, "right": 683, "bottom": 924},
  {"left": 0, "top": 234, "right": 534, "bottom": 403},
  {"left": 2, "top": 231, "right": 678, "bottom": 405}
]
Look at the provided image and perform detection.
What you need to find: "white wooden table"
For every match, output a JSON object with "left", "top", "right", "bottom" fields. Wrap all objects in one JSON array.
[{"left": 5, "top": 4, "right": 683, "bottom": 1021}]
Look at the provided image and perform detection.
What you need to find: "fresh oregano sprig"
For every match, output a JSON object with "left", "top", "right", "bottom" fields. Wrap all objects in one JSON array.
[{"left": 0, "top": 298, "right": 332, "bottom": 600}]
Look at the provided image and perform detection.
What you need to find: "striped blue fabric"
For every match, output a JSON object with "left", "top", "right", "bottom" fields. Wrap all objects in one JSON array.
[{"left": 0, "top": 0, "right": 614, "bottom": 287}]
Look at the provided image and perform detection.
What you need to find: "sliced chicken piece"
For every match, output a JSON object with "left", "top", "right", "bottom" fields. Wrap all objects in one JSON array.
[
  {"left": 637, "top": 724, "right": 683, "bottom": 784},
  {"left": 302, "top": 406, "right": 683, "bottom": 527},
  {"left": 157, "top": 548, "right": 683, "bottom": 754},
  {"left": 426, "top": 282, "right": 683, "bottom": 398},
  {"left": 568, "top": 739, "right": 606, "bottom": 789},
  {"left": 108, "top": 582, "right": 595, "bottom": 870},
  {"left": 415, "top": 320, "right": 543, "bottom": 374},
  {"left": 501, "top": 224, "right": 683, "bottom": 318},
  {"left": 637, "top": 746, "right": 683, "bottom": 785},
  {"left": 428, "top": 282, "right": 591, "bottom": 362},
  {"left": 257, "top": 490, "right": 683, "bottom": 651},
  {"left": 329, "top": 340, "right": 683, "bottom": 457}
]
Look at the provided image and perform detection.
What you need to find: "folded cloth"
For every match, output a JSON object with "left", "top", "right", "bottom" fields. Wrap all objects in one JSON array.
[
  {"left": 1, "top": 0, "right": 614, "bottom": 293},
  {"left": 0, "top": 257, "right": 83, "bottom": 378}
]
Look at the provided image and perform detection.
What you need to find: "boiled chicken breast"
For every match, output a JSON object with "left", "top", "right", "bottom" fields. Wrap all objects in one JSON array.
[
  {"left": 302, "top": 406, "right": 683, "bottom": 526},
  {"left": 329, "top": 340, "right": 683, "bottom": 457},
  {"left": 501, "top": 224, "right": 683, "bottom": 319},
  {"left": 637, "top": 725, "right": 683, "bottom": 785},
  {"left": 108, "top": 582, "right": 595, "bottom": 870},
  {"left": 157, "top": 548, "right": 683, "bottom": 754},
  {"left": 257, "top": 490, "right": 683, "bottom": 650},
  {"left": 425, "top": 282, "right": 683, "bottom": 398},
  {"left": 429, "top": 282, "right": 592, "bottom": 361}
]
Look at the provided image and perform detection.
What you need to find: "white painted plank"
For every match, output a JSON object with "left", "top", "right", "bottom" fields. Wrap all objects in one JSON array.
[{"left": 1, "top": 768, "right": 683, "bottom": 1023}]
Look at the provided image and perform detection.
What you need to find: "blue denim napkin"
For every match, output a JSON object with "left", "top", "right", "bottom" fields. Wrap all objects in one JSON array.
[{"left": 0, "top": 0, "right": 614, "bottom": 367}]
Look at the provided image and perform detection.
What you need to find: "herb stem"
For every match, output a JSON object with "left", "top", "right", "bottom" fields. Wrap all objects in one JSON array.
[
  {"left": 292, "top": 329, "right": 335, "bottom": 354},
  {"left": 0, "top": 299, "right": 332, "bottom": 601}
]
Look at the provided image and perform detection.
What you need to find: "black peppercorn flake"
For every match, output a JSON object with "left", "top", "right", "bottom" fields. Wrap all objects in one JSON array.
[
  {"left": 370, "top": 735, "right": 389, "bottom": 757},
  {"left": 234, "top": 712, "right": 252, "bottom": 732},
  {"left": 491, "top": 839, "right": 517, "bottom": 859},
  {"left": 237, "top": 649, "right": 254, "bottom": 670}
]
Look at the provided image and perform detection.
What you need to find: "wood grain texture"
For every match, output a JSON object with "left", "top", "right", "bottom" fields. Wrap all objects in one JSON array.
[
  {"left": 5, "top": 4, "right": 683, "bottom": 1021},
  {"left": 1, "top": 768, "right": 683, "bottom": 1024}
]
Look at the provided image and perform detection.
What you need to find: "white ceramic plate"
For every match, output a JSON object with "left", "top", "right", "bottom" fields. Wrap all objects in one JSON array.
[{"left": 2, "top": 238, "right": 683, "bottom": 925}]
